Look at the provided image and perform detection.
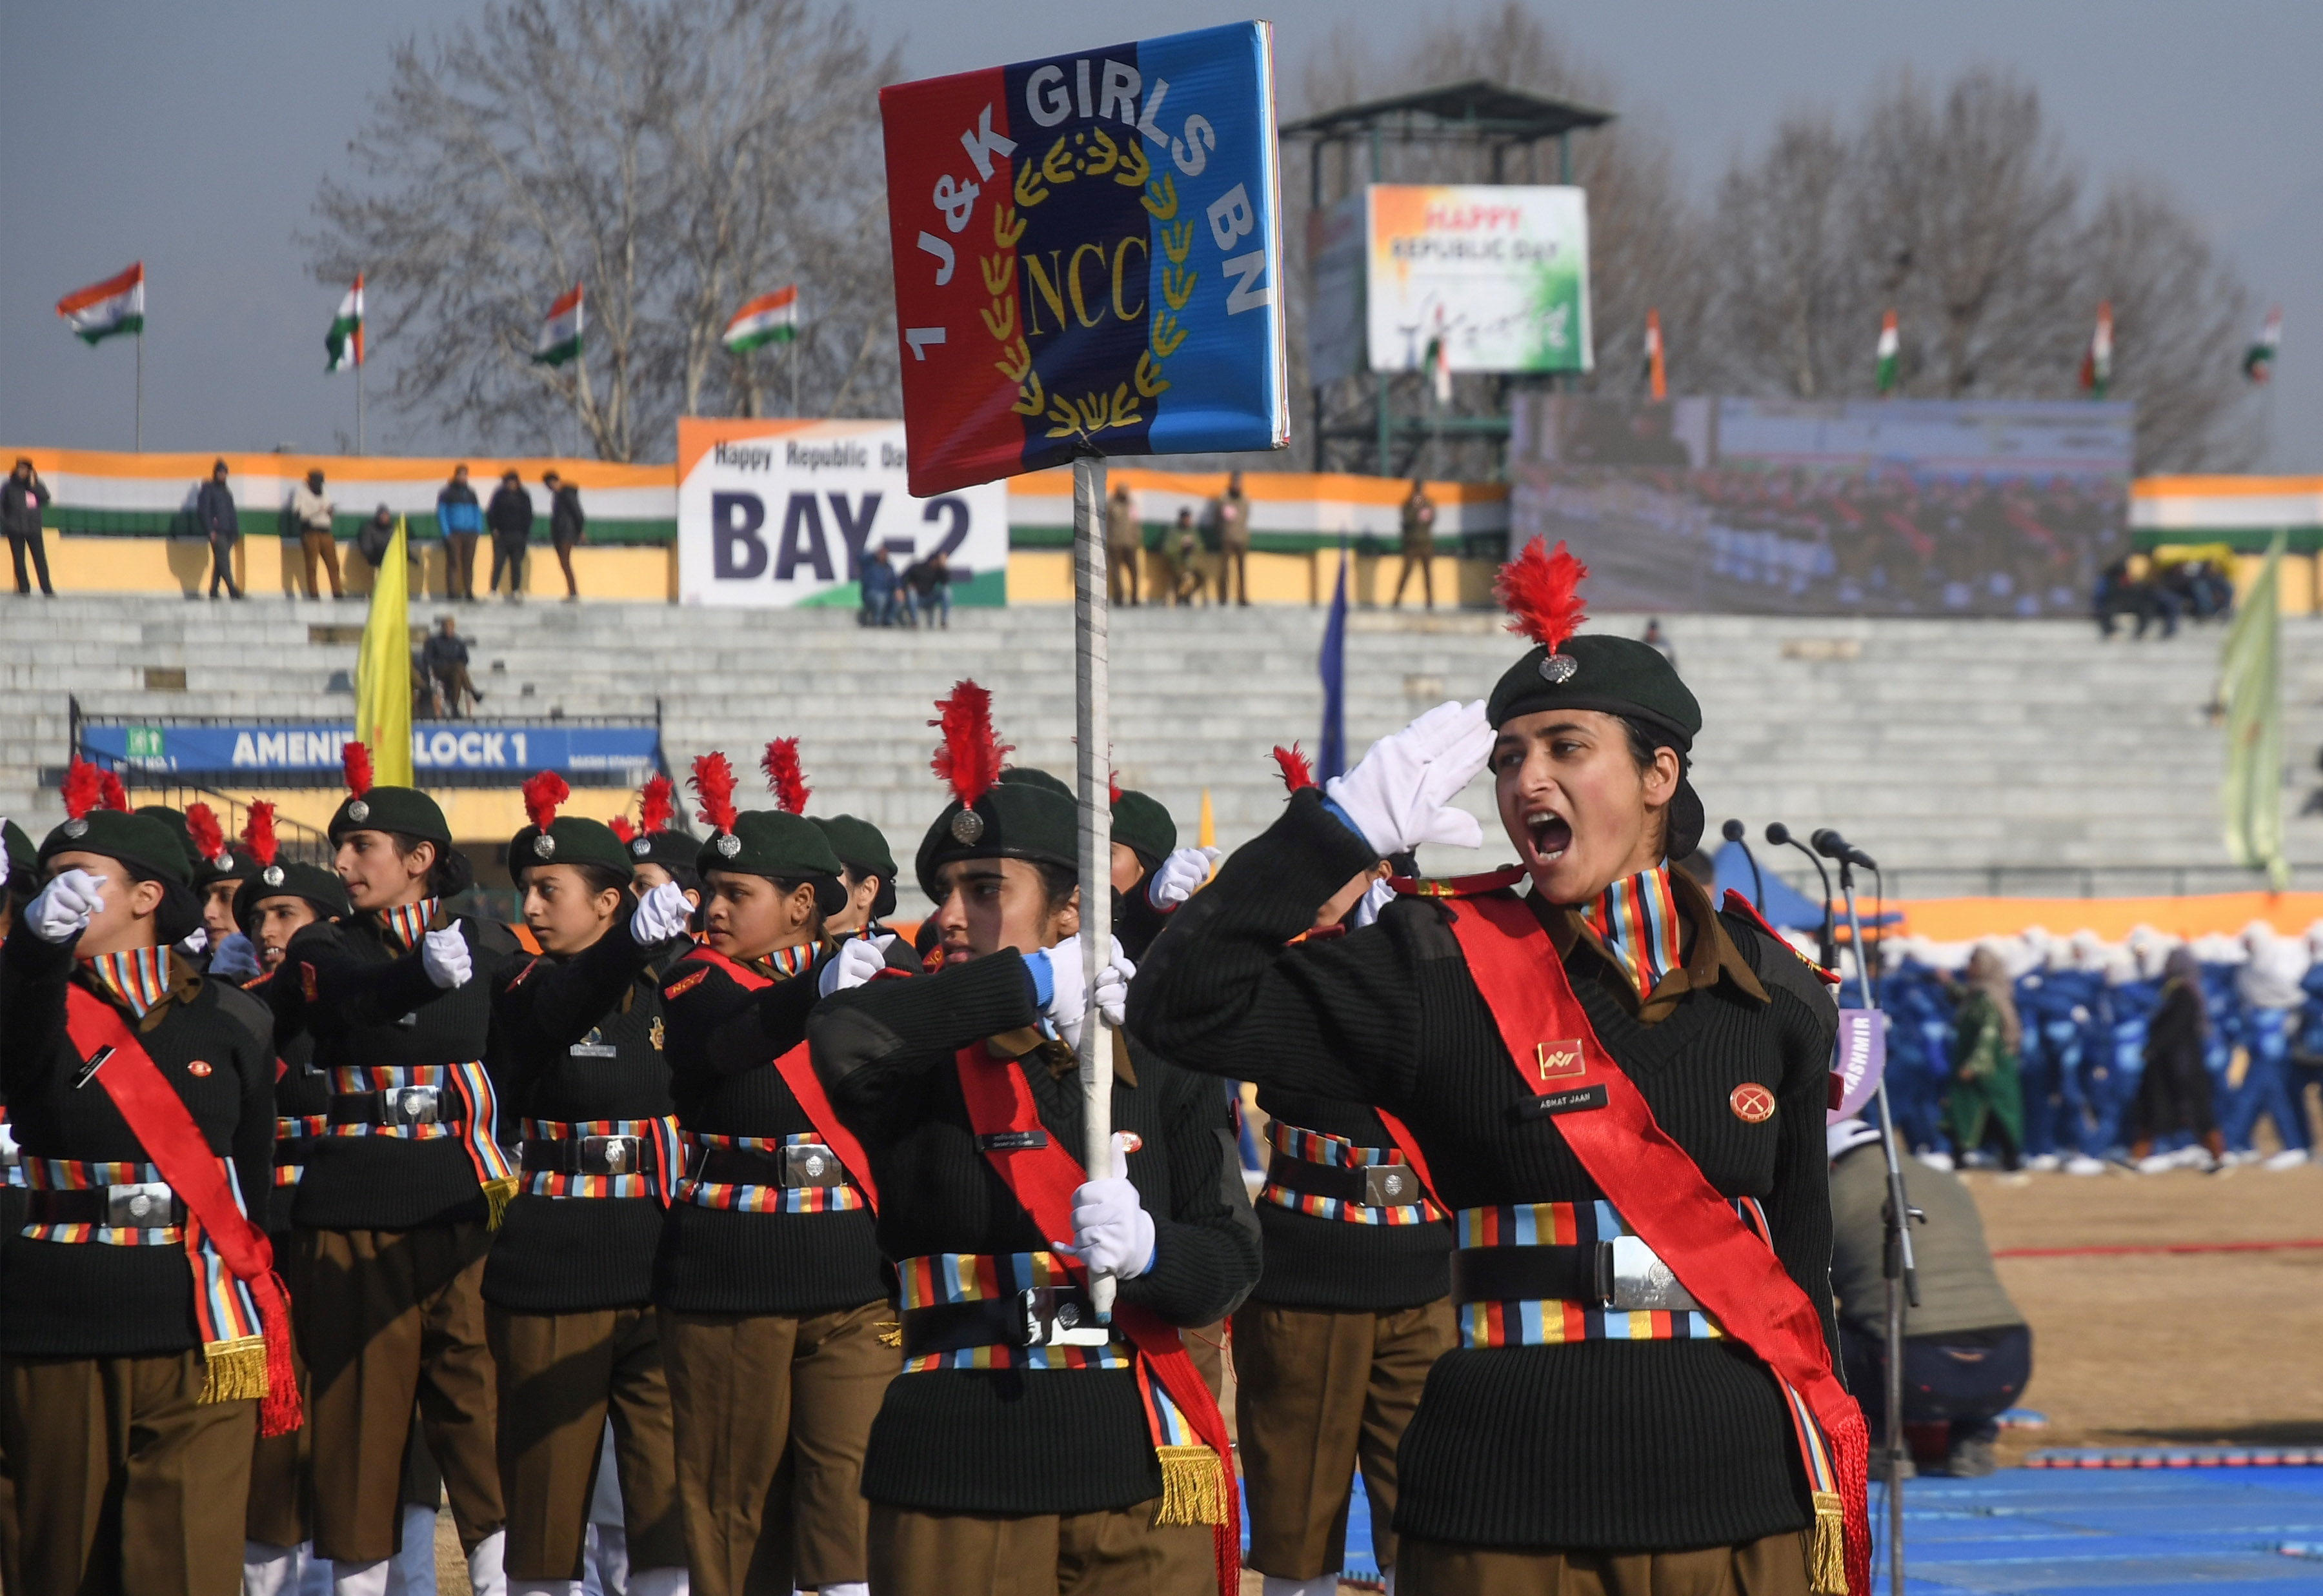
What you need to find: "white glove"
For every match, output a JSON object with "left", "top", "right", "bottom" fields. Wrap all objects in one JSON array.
[
  {"left": 177, "top": 925, "right": 210, "bottom": 958},
  {"left": 25, "top": 868, "right": 105, "bottom": 944},
  {"left": 1323, "top": 699, "right": 1492, "bottom": 857},
  {"left": 1350, "top": 875, "right": 1398, "bottom": 930},
  {"left": 1145, "top": 846, "right": 1222, "bottom": 910},
  {"left": 1037, "top": 933, "right": 1126, "bottom": 1053},
  {"left": 420, "top": 926, "right": 472, "bottom": 989},
  {"left": 630, "top": 881, "right": 692, "bottom": 944},
  {"left": 1056, "top": 1134, "right": 1156, "bottom": 1279},
  {"left": 1094, "top": 953, "right": 1136, "bottom": 1028},
  {"left": 818, "top": 936, "right": 889, "bottom": 997},
  {"left": 208, "top": 932, "right": 261, "bottom": 981}
]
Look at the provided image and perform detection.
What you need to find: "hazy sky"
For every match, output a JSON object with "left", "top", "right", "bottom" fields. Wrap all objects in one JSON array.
[{"left": 3, "top": 0, "right": 2315, "bottom": 470}]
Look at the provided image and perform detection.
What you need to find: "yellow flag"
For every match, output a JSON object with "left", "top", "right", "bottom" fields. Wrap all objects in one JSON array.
[
  {"left": 2220, "top": 532, "right": 2286, "bottom": 889},
  {"left": 356, "top": 518, "right": 414, "bottom": 786}
]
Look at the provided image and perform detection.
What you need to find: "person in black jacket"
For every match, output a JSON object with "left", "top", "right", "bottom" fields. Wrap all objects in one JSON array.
[
  {"left": 198, "top": 459, "right": 244, "bottom": 600},
  {"left": 2127, "top": 945, "right": 2224, "bottom": 1167},
  {"left": 489, "top": 790, "right": 695, "bottom": 1596},
  {"left": 4, "top": 458, "right": 53, "bottom": 597},
  {"left": 543, "top": 470, "right": 584, "bottom": 601},
  {"left": 487, "top": 470, "right": 534, "bottom": 603},
  {"left": 808, "top": 698, "right": 1260, "bottom": 1596},
  {"left": 277, "top": 763, "right": 519, "bottom": 1596},
  {"left": 2, "top": 802, "right": 275, "bottom": 1596},
  {"left": 653, "top": 773, "right": 898, "bottom": 1596},
  {"left": 1128, "top": 542, "right": 1847, "bottom": 1596},
  {"left": 1108, "top": 787, "right": 1218, "bottom": 963}
]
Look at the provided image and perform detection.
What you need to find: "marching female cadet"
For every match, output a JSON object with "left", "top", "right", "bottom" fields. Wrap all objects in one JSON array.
[
  {"left": 1, "top": 775, "right": 294, "bottom": 1596},
  {"left": 1129, "top": 544, "right": 1866, "bottom": 1596},
  {"left": 487, "top": 775, "right": 696, "bottom": 1596},
  {"left": 652, "top": 748, "right": 896, "bottom": 1596},
  {"left": 280, "top": 744, "right": 516, "bottom": 1596},
  {"left": 807, "top": 685, "right": 1259, "bottom": 1596}
]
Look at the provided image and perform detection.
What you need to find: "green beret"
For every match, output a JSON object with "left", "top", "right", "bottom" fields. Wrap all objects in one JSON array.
[
  {"left": 1486, "top": 634, "right": 1702, "bottom": 748},
  {"left": 1111, "top": 790, "right": 1176, "bottom": 870},
  {"left": 328, "top": 785, "right": 451, "bottom": 845},
  {"left": 998, "top": 768, "right": 1074, "bottom": 799},
  {"left": 234, "top": 860, "right": 352, "bottom": 928},
  {"left": 811, "top": 815, "right": 897, "bottom": 883},
  {"left": 136, "top": 804, "right": 201, "bottom": 873},
  {"left": 509, "top": 815, "right": 634, "bottom": 878},
  {"left": 40, "top": 810, "right": 195, "bottom": 888},
  {"left": 624, "top": 828, "right": 699, "bottom": 875},
  {"left": 916, "top": 779, "right": 1077, "bottom": 901},
  {"left": 5, "top": 817, "right": 37, "bottom": 894},
  {"left": 696, "top": 810, "right": 843, "bottom": 883},
  {"left": 198, "top": 848, "right": 261, "bottom": 890}
]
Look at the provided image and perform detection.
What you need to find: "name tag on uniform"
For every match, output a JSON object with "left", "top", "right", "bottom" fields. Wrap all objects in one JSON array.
[
  {"left": 976, "top": 1130, "right": 1049, "bottom": 1151},
  {"left": 1510, "top": 1084, "right": 1609, "bottom": 1121},
  {"left": 568, "top": 1043, "right": 618, "bottom": 1058}
]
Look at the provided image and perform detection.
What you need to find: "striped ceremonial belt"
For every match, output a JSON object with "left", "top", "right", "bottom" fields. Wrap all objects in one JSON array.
[
  {"left": 326, "top": 1062, "right": 518, "bottom": 1225},
  {"left": 521, "top": 1116, "right": 683, "bottom": 1202},
  {"left": 1258, "top": 1121, "right": 1443, "bottom": 1225},
  {"left": 895, "top": 1250, "right": 1133, "bottom": 1373},
  {"left": 1451, "top": 1197, "right": 1741, "bottom": 1346},
  {"left": 674, "top": 1132, "right": 867, "bottom": 1214},
  {"left": 272, "top": 1114, "right": 330, "bottom": 1188}
]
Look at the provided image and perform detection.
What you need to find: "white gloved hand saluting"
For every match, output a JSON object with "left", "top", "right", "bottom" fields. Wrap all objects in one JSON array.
[
  {"left": 630, "top": 880, "right": 692, "bottom": 945},
  {"left": 420, "top": 926, "right": 472, "bottom": 990},
  {"left": 1145, "top": 846, "right": 1222, "bottom": 910},
  {"left": 25, "top": 868, "right": 105, "bottom": 944},
  {"left": 1056, "top": 1132, "right": 1156, "bottom": 1279},
  {"left": 1323, "top": 699, "right": 1493, "bottom": 857},
  {"left": 818, "top": 935, "right": 889, "bottom": 998}
]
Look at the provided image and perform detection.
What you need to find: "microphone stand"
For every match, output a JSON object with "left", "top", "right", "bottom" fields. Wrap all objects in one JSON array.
[
  {"left": 1723, "top": 819, "right": 1765, "bottom": 913},
  {"left": 1767, "top": 824, "right": 1838, "bottom": 972},
  {"left": 1836, "top": 853, "right": 1918, "bottom": 1596}
]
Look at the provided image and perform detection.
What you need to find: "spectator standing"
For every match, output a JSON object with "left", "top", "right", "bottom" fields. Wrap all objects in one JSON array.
[
  {"left": 437, "top": 463, "right": 484, "bottom": 602},
  {"left": 2127, "top": 946, "right": 2222, "bottom": 1170},
  {"left": 1642, "top": 617, "right": 1677, "bottom": 672},
  {"left": 487, "top": 469, "right": 534, "bottom": 603},
  {"left": 1947, "top": 945, "right": 2025, "bottom": 1170},
  {"left": 860, "top": 544, "right": 900, "bottom": 626},
  {"left": 544, "top": 469, "right": 585, "bottom": 601},
  {"left": 3, "top": 457, "right": 53, "bottom": 597},
  {"left": 903, "top": 547, "right": 952, "bottom": 630},
  {"left": 1105, "top": 481, "right": 1142, "bottom": 605},
  {"left": 2225, "top": 930, "right": 2309, "bottom": 1168},
  {"left": 196, "top": 458, "right": 243, "bottom": 600},
  {"left": 288, "top": 467, "right": 343, "bottom": 600},
  {"left": 1391, "top": 477, "right": 1436, "bottom": 609},
  {"left": 422, "top": 615, "right": 484, "bottom": 718},
  {"left": 1167, "top": 508, "right": 1205, "bottom": 606},
  {"left": 1214, "top": 470, "right": 1251, "bottom": 604}
]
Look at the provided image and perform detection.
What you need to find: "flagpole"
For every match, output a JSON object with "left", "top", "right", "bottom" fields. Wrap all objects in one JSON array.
[
  {"left": 790, "top": 334, "right": 800, "bottom": 418},
  {"left": 135, "top": 327, "right": 143, "bottom": 452},
  {"left": 357, "top": 354, "right": 365, "bottom": 456},
  {"left": 1072, "top": 446, "right": 1114, "bottom": 1317}
]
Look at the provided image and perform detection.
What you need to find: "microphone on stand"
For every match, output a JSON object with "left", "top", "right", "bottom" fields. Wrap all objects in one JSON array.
[
  {"left": 1764, "top": 821, "right": 1836, "bottom": 972},
  {"left": 1811, "top": 828, "right": 1879, "bottom": 872},
  {"left": 1720, "top": 819, "right": 1764, "bottom": 913}
]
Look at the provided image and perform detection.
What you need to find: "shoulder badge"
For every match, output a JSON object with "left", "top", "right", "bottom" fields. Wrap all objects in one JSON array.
[
  {"left": 299, "top": 961, "right": 319, "bottom": 1002},
  {"left": 649, "top": 1015, "right": 665, "bottom": 1052},
  {"left": 662, "top": 968, "right": 710, "bottom": 1001}
]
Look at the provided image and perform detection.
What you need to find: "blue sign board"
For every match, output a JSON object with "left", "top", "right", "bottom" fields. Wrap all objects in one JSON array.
[{"left": 81, "top": 722, "right": 661, "bottom": 780}]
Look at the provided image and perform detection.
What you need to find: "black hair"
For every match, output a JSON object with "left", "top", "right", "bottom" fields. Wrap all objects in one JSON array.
[
  {"left": 387, "top": 832, "right": 474, "bottom": 899},
  {"left": 118, "top": 858, "right": 202, "bottom": 948},
  {"left": 841, "top": 863, "right": 898, "bottom": 922},
  {"left": 1616, "top": 715, "right": 1705, "bottom": 863},
  {"left": 767, "top": 872, "right": 848, "bottom": 923},
  {"left": 1032, "top": 857, "right": 1078, "bottom": 915},
  {"left": 516, "top": 858, "right": 631, "bottom": 901},
  {"left": 648, "top": 859, "right": 703, "bottom": 899}
]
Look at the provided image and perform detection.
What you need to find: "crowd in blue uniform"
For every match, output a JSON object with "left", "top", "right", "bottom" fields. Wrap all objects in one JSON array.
[{"left": 1878, "top": 926, "right": 2322, "bottom": 1172}]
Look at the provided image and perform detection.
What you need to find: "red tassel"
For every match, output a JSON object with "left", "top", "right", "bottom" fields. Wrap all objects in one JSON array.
[
  {"left": 1493, "top": 537, "right": 1589, "bottom": 653},
  {"left": 690, "top": 753, "right": 739, "bottom": 835},
  {"left": 761, "top": 738, "right": 811, "bottom": 815},
  {"left": 241, "top": 801, "right": 279, "bottom": 868},
  {"left": 1836, "top": 1404, "right": 1871, "bottom": 1596},
  {"left": 61, "top": 758, "right": 105, "bottom": 819},
  {"left": 1271, "top": 743, "right": 1315, "bottom": 792},
  {"left": 98, "top": 771, "right": 129, "bottom": 813},
  {"left": 255, "top": 1272, "right": 303, "bottom": 1438},
  {"left": 639, "top": 773, "right": 674, "bottom": 835},
  {"left": 929, "top": 681, "right": 1011, "bottom": 806},
  {"left": 341, "top": 741, "right": 374, "bottom": 798},
  {"left": 521, "top": 770, "right": 568, "bottom": 834},
  {"left": 185, "top": 803, "right": 228, "bottom": 865}
]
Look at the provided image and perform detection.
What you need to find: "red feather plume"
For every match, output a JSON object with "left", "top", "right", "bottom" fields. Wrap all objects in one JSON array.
[
  {"left": 608, "top": 815, "right": 638, "bottom": 843},
  {"left": 61, "top": 759, "right": 105, "bottom": 820},
  {"left": 929, "top": 681, "right": 1011, "bottom": 808},
  {"left": 761, "top": 738, "right": 811, "bottom": 816},
  {"left": 341, "top": 741, "right": 375, "bottom": 798},
  {"left": 521, "top": 770, "right": 568, "bottom": 834},
  {"left": 241, "top": 801, "right": 279, "bottom": 868},
  {"left": 1109, "top": 770, "right": 1123, "bottom": 806},
  {"left": 639, "top": 773, "right": 674, "bottom": 836},
  {"left": 185, "top": 802, "right": 228, "bottom": 865},
  {"left": 98, "top": 771, "right": 129, "bottom": 813},
  {"left": 1493, "top": 537, "right": 1590, "bottom": 653},
  {"left": 690, "top": 752, "right": 739, "bottom": 835},
  {"left": 1271, "top": 743, "right": 1316, "bottom": 792}
]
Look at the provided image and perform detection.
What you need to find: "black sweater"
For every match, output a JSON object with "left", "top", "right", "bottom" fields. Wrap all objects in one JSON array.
[
  {"left": 1127, "top": 791, "right": 1840, "bottom": 1553},
  {"left": 811, "top": 952, "right": 1262, "bottom": 1517},
  {"left": 247, "top": 967, "right": 327, "bottom": 1237},
  {"left": 283, "top": 908, "right": 521, "bottom": 1230},
  {"left": 1248, "top": 1084, "right": 1451, "bottom": 1312},
  {"left": 652, "top": 945, "right": 887, "bottom": 1316},
  {"left": 0, "top": 933, "right": 274, "bottom": 1358},
  {"left": 485, "top": 925, "right": 689, "bottom": 1312}
]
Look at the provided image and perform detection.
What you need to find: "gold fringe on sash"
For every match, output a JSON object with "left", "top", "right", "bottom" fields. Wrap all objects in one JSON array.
[
  {"left": 1806, "top": 1491, "right": 1848, "bottom": 1595},
  {"left": 199, "top": 1335, "right": 270, "bottom": 1405},
  {"left": 1151, "top": 1443, "right": 1227, "bottom": 1528},
  {"left": 482, "top": 1175, "right": 520, "bottom": 1231}
]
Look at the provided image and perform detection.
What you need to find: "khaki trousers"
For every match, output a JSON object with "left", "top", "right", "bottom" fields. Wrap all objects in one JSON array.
[
  {"left": 1231, "top": 1297, "right": 1455, "bottom": 1579},
  {"left": 867, "top": 1499, "right": 1212, "bottom": 1596},
  {"left": 299, "top": 531, "right": 343, "bottom": 598},
  {"left": 294, "top": 1223, "right": 505, "bottom": 1562},
  {"left": 660, "top": 1299, "right": 894, "bottom": 1595},
  {"left": 1398, "top": 1529, "right": 1813, "bottom": 1596},
  {"left": 1, "top": 1349, "right": 256, "bottom": 1596},
  {"left": 487, "top": 1303, "right": 685, "bottom": 1580}
]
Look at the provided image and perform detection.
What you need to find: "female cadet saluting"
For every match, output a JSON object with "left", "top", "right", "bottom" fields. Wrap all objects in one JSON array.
[{"left": 1130, "top": 543, "right": 1865, "bottom": 1596}]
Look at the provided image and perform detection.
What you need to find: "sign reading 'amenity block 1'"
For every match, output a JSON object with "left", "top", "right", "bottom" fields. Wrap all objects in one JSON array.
[{"left": 676, "top": 419, "right": 1007, "bottom": 608}]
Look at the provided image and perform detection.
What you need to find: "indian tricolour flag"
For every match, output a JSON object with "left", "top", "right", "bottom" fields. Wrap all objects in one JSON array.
[
  {"left": 57, "top": 263, "right": 145, "bottom": 344},
  {"left": 533, "top": 283, "right": 585, "bottom": 366},
  {"left": 326, "top": 275, "right": 365, "bottom": 372},
  {"left": 1875, "top": 309, "right": 1899, "bottom": 395},
  {"left": 2245, "top": 306, "right": 2282, "bottom": 384},
  {"left": 723, "top": 286, "right": 799, "bottom": 354},
  {"left": 2078, "top": 301, "right": 2113, "bottom": 399}
]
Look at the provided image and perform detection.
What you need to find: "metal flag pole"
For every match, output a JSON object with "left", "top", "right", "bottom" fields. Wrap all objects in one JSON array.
[
  {"left": 357, "top": 349, "right": 366, "bottom": 456},
  {"left": 135, "top": 327, "right": 143, "bottom": 452},
  {"left": 1072, "top": 447, "right": 1114, "bottom": 1317}
]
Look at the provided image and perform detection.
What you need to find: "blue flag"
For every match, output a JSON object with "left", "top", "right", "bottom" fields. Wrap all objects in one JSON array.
[{"left": 1318, "top": 545, "right": 1348, "bottom": 779}]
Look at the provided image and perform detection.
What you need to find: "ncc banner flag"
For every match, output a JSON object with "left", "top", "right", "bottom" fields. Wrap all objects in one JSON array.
[{"left": 879, "top": 21, "right": 1288, "bottom": 497}]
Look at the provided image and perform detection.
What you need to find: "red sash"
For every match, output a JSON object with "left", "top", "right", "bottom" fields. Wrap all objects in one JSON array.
[
  {"left": 952, "top": 1042, "right": 1239, "bottom": 1596},
  {"left": 64, "top": 985, "right": 302, "bottom": 1437},
  {"left": 674, "top": 946, "right": 878, "bottom": 1213},
  {"left": 1438, "top": 894, "right": 1867, "bottom": 1596}
]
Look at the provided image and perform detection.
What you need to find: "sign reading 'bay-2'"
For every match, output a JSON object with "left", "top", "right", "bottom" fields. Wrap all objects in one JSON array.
[{"left": 880, "top": 21, "right": 1289, "bottom": 496}]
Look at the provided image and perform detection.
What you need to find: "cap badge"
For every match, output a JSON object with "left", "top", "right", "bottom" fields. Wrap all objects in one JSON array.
[
  {"left": 347, "top": 799, "right": 370, "bottom": 824},
  {"left": 630, "top": 837, "right": 651, "bottom": 857},
  {"left": 532, "top": 833, "right": 556, "bottom": 860},
  {"left": 62, "top": 817, "right": 88, "bottom": 839},
  {"left": 1539, "top": 653, "right": 1580, "bottom": 684},
  {"left": 950, "top": 808, "right": 986, "bottom": 844},
  {"left": 716, "top": 833, "right": 742, "bottom": 859},
  {"left": 262, "top": 864, "right": 286, "bottom": 887}
]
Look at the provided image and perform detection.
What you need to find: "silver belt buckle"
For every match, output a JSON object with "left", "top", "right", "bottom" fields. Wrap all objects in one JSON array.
[
  {"left": 385, "top": 1085, "right": 442, "bottom": 1126},
  {"left": 781, "top": 1143, "right": 841, "bottom": 1187},
  {"left": 580, "top": 1134, "right": 637, "bottom": 1175},
  {"left": 1605, "top": 1235, "right": 1701, "bottom": 1313},
  {"left": 1018, "top": 1286, "right": 1111, "bottom": 1348},
  {"left": 106, "top": 1181, "right": 175, "bottom": 1227},
  {"left": 1362, "top": 1164, "right": 1418, "bottom": 1206}
]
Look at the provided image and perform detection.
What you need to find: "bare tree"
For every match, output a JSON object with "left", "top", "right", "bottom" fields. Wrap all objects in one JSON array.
[
  {"left": 307, "top": 0, "right": 893, "bottom": 461},
  {"left": 1700, "top": 111, "right": 1862, "bottom": 399}
]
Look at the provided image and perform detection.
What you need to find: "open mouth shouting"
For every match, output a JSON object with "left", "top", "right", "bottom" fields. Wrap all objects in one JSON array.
[{"left": 1524, "top": 808, "right": 1574, "bottom": 866}]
